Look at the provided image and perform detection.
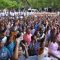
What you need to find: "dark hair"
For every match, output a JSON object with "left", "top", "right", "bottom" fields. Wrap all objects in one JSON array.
[
  {"left": 16, "top": 33, "right": 21, "bottom": 38},
  {"left": 31, "top": 35, "right": 36, "bottom": 42},
  {"left": 50, "top": 28, "right": 56, "bottom": 42},
  {"left": 20, "top": 40, "right": 26, "bottom": 46},
  {"left": 20, "top": 40, "right": 27, "bottom": 50},
  {"left": 2, "top": 28, "right": 6, "bottom": 33}
]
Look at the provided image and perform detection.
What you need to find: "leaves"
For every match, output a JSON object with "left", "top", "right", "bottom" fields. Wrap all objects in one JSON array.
[
  {"left": 28, "top": 0, "right": 60, "bottom": 8},
  {"left": 0, "top": 0, "right": 60, "bottom": 9}
]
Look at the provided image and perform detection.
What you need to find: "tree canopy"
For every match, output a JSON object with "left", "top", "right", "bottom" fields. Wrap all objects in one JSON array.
[{"left": 0, "top": 0, "right": 60, "bottom": 9}]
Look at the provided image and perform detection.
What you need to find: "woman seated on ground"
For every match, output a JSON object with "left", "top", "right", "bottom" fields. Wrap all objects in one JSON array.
[
  {"left": 26, "top": 35, "right": 40, "bottom": 60},
  {"left": 48, "top": 37, "right": 60, "bottom": 59},
  {"left": 12, "top": 40, "right": 29, "bottom": 60},
  {"left": 28, "top": 35, "right": 40, "bottom": 56},
  {"left": 0, "top": 35, "right": 11, "bottom": 60},
  {"left": 38, "top": 39, "right": 51, "bottom": 60}
]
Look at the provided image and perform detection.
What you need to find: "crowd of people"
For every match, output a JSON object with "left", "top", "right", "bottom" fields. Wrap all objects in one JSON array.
[{"left": 0, "top": 13, "right": 60, "bottom": 60}]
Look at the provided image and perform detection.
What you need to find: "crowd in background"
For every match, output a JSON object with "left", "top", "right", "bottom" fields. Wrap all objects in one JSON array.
[{"left": 0, "top": 13, "right": 60, "bottom": 60}]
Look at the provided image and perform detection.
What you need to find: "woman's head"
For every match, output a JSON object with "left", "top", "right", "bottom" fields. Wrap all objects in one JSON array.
[
  {"left": 26, "top": 28, "right": 31, "bottom": 34},
  {"left": 31, "top": 35, "right": 37, "bottom": 42},
  {"left": 20, "top": 40, "right": 27, "bottom": 50}
]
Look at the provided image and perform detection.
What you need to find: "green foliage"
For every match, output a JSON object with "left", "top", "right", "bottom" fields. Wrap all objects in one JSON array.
[
  {"left": 0, "top": 0, "right": 17, "bottom": 9},
  {"left": 27, "top": 0, "right": 60, "bottom": 8},
  {"left": 0, "top": 0, "right": 60, "bottom": 9}
]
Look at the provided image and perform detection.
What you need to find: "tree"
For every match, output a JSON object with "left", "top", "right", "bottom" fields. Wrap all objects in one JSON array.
[{"left": 0, "top": 0, "right": 60, "bottom": 9}]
